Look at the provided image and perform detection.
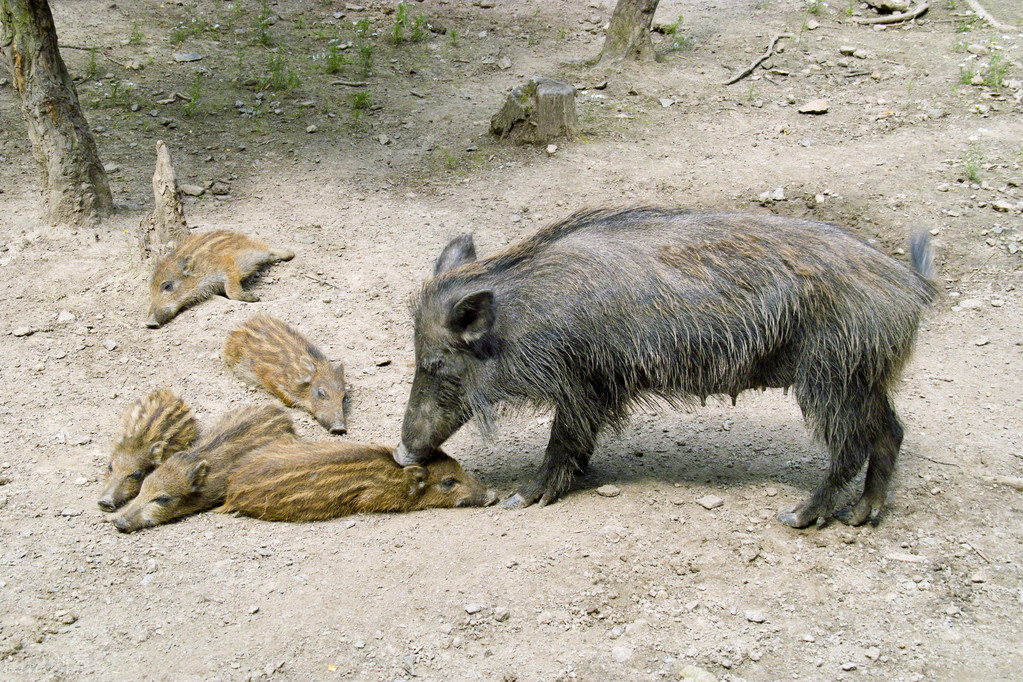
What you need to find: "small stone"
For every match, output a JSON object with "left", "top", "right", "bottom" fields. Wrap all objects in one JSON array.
[
  {"left": 596, "top": 484, "right": 621, "bottom": 498},
  {"left": 945, "top": 605, "right": 961, "bottom": 616},
  {"left": 103, "top": 163, "right": 120, "bottom": 174},
  {"left": 439, "top": 623, "right": 454, "bottom": 635},
  {"left": 697, "top": 494, "right": 724, "bottom": 510},
  {"left": 497, "top": 56, "right": 512, "bottom": 70},
  {"left": 57, "top": 311, "right": 76, "bottom": 325},
  {"left": 839, "top": 46, "right": 856, "bottom": 56},
  {"left": 210, "top": 182, "right": 230, "bottom": 196},
  {"left": 611, "top": 644, "right": 633, "bottom": 662},
  {"left": 12, "top": 327, "right": 34, "bottom": 337},
  {"left": 805, "top": 18, "right": 819, "bottom": 30},
  {"left": 974, "top": 337, "right": 990, "bottom": 347},
  {"left": 990, "top": 300, "right": 1003, "bottom": 308},
  {"left": 353, "top": 640, "right": 365, "bottom": 649},
  {"left": 745, "top": 610, "right": 766, "bottom": 623},
  {"left": 852, "top": 49, "right": 868, "bottom": 60},
  {"left": 608, "top": 625, "right": 625, "bottom": 639},
  {"left": 842, "top": 662, "right": 857, "bottom": 671},
  {"left": 306, "top": 124, "right": 318, "bottom": 133},
  {"left": 966, "top": 43, "right": 989, "bottom": 55},
  {"left": 60, "top": 508, "right": 83, "bottom": 517},
  {"left": 546, "top": 144, "right": 558, "bottom": 156},
  {"left": 798, "top": 99, "right": 829, "bottom": 114},
  {"left": 139, "top": 573, "right": 154, "bottom": 586},
  {"left": 624, "top": 619, "right": 648, "bottom": 636},
  {"left": 465, "top": 603, "right": 482, "bottom": 614},
  {"left": 493, "top": 607, "right": 509, "bottom": 622},
  {"left": 970, "top": 571, "right": 987, "bottom": 583},
  {"left": 74, "top": 477, "right": 89, "bottom": 486},
  {"left": 865, "top": 646, "right": 881, "bottom": 661},
  {"left": 771, "top": 187, "right": 785, "bottom": 201},
  {"left": 172, "top": 51, "right": 203, "bottom": 63},
  {"left": 510, "top": 214, "right": 521, "bottom": 223},
  {"left": 249, "top": 605, "right": 260, "bottom": 615},
  {"left": 102, "top": 339, "right": 118, "bottom": 351},
  {"left": 377, "top": 134, "right": 391, "bottom": 145},
  {"left": 180, "top": 184, "right": 204, "bottom": 197},
  {"left": 678, "top": 665, "right": 717, "bottom": 682},
  {"left": 659, "top": 97, "right": 675, "bottom": 108},
  {"left": 992, "top": 200, "right": 1014, "bottom": 213},
  {"left": 145, "top": 559, "right": 158, "bottom": 574}
]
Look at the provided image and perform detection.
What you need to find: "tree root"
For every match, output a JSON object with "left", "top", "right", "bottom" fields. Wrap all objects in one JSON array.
[{"left": 723, "top": 33, "right": 793, "bottom": 86}]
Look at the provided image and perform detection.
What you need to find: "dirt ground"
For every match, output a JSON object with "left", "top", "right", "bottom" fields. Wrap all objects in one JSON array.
[{"left": 1, "top": 0, "right": 1022, "bottom": 679}]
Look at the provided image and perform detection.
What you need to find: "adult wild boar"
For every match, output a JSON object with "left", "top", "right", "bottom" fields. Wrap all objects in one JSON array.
[{"left": 394, "top": 207, "right": 938, "bottom": 528}]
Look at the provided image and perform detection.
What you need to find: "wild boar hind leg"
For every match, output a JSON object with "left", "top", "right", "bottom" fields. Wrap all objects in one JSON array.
[
  {"left": 224, "top": 264, "right": 259, "bottom": 302},
  {"left": 501, "top": 409, "right": 599, "bottom": 509}
]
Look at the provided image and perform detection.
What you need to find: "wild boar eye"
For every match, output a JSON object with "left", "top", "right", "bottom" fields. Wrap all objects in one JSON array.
[
  {"left": 441, "top": 477, "right": 457, "bottom": 489},
  {"left": 128, "top": 470, "right": 145, "bottom": 481},
  {"left": 106, "top": 462, "right": 113, "bottom": 472},
  {"left": 160, "top": 281, "right": 175, "bottom": 292},
  {"left": 153, "top": 494, "right": 174, "bottom": 506}
]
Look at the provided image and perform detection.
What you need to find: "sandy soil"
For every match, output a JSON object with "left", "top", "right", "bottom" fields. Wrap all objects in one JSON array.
[{"left": 1, "top": 0, "right": 1022, "bottom": 679}]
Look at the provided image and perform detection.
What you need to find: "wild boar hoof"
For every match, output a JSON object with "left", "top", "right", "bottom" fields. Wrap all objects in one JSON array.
[
  {"left": 499, "top": 492, "right": 532, "bottom": 509},
  {"left": 835, "top": 497, "right": 883, "bottom": 527}
]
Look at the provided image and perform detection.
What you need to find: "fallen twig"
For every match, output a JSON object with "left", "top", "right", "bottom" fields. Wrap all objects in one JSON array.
[
  {"left": 983, "top": 474, "right": 1023, "bottom": 491},
  {"left": 962, "top": 0, "right": 1018, "bottom": 31},
  {"left": 331, "top": 80, "right": 370, "bottom": 87},
  {"left": 965, "top": 540, "right": 991, "bottom": 564},
  {"left": 724, "top": 33, "right": 793, "bottom": 85},
  {"left": 854, "top": 2, "right": 929, "bottom": 25},
  {"left": 303, "top": 273, "right": 339, "bottom": 289},
  {"left": 914, "top": 453, "right": 961, "bottom": 468}
]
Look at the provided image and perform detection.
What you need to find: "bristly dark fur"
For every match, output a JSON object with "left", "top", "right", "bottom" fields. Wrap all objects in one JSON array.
[{"left": 402, "top": 207, "right": 939, "bottom": 527}]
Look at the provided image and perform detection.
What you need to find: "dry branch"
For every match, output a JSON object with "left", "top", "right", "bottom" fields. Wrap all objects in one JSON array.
[
  {"left": 962, "top": 0, "right": 1018, "bottom": 31},
  {"left": 853, "top": 2, "right": 929, "bottom": 25},
  {"left": 724, "top": 33, "right": 792, "bottom": 86}
]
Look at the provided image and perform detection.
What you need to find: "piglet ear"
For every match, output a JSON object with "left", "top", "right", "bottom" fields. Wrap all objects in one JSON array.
[
  {"left": 446, "top": 291, "right": 494, "bottom": 345},
  {"left": 189, "top": 461, "right": 209, "bottom": 491},
  {"left": 297, "top": 359, "right": 316, "bottom": 387},
  {"left": 434, "top": 234, "right": 476, "bottom": 275},
  {"left": 403, "top": 466, "right": 429, "bottom": 497},
  {"left": 147, "top": 441, "right": 167, "bottom": 466}
]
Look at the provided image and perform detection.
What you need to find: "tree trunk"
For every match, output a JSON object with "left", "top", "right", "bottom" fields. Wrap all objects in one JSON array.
[
  {"left": 598, "top": 0, "right": 660, "bottom": 66},
  {"left": 0, "top": 0, "right": 112, "bottom": 226},
  {"left": 137, "top": 140, "right": 189, "bottom": 259}
]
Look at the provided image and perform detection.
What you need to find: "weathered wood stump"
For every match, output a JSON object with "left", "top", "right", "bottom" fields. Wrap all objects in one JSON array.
[
  {"left": 137, "top": 140, "right": 188, "bottom": 259},
  {"left": 490, "top": 76, "right": 578, "bottom": 144}
]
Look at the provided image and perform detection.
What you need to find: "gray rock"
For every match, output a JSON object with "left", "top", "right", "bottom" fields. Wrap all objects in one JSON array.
[
  {"left": 180, "top": 184, "right": 204, "bottom": 197},
  {"left": 798, "top": 99, "right": 829, "bottom": 114},
  {"left": 697, "top": 494, "right": 724, "bottom": 510},
  {"left": 464, "top": 603, "right": 482, "bottom": 614},
  {"left": 596, "top": 484, "right": 621, "bottom": 498},
  {"left": 102, "top": 339, "right": 118, "bottom": 351},
  {"left": 745, "top": 610, "right": 766, "bottom": 623},
  {"left": 60, "top": 508, "right": 83, "bottom": 517},
  {"left": 306, "top": 124, "right": 318, "bottom": 134},
  {"left": 172, "top": 51, "right": 203, "bottom": 63},
  {"left": 493, "top": 607, "right": 509, "bottom": 622},
  {"left": 56, "top": 311, "right": 76, "bottom": 325},
  {"left": 611, "top": 644, "right": 633, "bottom": 662},
  {"left": 498, "top": 57, "right": 512, "bottom": 70},
  {"left": 12, "top": 327, "right": 34, "bottom": 337},
  {"left": 679, "top": 665, "right": 718, "bottom": 682}
]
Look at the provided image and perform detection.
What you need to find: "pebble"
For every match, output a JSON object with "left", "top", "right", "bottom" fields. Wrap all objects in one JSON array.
[
  {"left": 378, "top": 134, "right": 391, "bottom": 145},
  {"left": 12, "top": 327, "right": 34, "bottom": 337},
  {"left": 765, "top": 487, "right": 778, "bottom": 497},
  {"left": 970, "top": 571, "right": 987, "bottom": 583},
  {"left": 172, "top": 51, "right": 203, "bottom": 62},
  {"left": 745, "top": 610, "right": 766, "bottom": 623},
  {"left": 596, "top": 484, "right": 621, "bottom": 498},
  {"left": 180, "top": 184, "right": 204, "bottom": 197},
  {"left": 974, "top": 337, "right": 990, "bottom": 347},
  {"left": 102, "top": 339, "right": 118, "bottom": 351},
  {"left": 103, "top": 163, "right": 120, "bottom": 173},
  {"left": 139, "top": 574, "right": 154, "bottom": 586},
  {"left": 990, "top": 300, "right": 1003, "bottom": 308},
  {"left": 210, "top": 182, "right": 230, "bottom": 196},
  {"left": 992, "top": 200, "right": 1014, "bottom": 213},
  {"left": 546, "top": 144, "right": 558, "bottom": 156},
  {"left": 696, "top": 494, "right": 724, "bottom": 510},
  {"left": 842, "top": 662, "right": 857, "bottom": 671},
  {"left": 306, "top": 124, "right": 318, "bottom": 134},
  {"left": 57, "top": 310, "right": 77, "bottom": 325},
  {"left": 839, "top": 46, "right": 856, "bottom": 56},
  {"left": 439, "top": 623, "right": 454, "bottom": 635},
  {"left": 678, "top": 665, "right": 717, "bottom": 682},
  {"left": 608, "top": 625, "right": 625, "bottom": 639},
  {"left": 798, "top": 99, "right": 829, "bottom": 115},
  {"left": 493, "top": 607, "right": 509, "bottom": 622},
  {"left": 60, "top": 508, "right": 83, "bottom": 517},
  {"left": 611, "top": 644, "right": 633, "bottom": 662},
  {"left": 659, "top": 97, "right": 675, "bottom": 108},
  {"left": 624, "top": 619, "right": 648, "bottom": 636},
  {"left": 74, "top": 477, "right": 89, "bottom": 486},
  {"left": 464, "top": 603, "right": 482, "bottom": 614},
  {"left": 145, "top": 559, "right": 159, "bottom": 574},
  {"left": 498, "top": 56, "right": 512, "bottom": 70},
  {"left": 249, "top": 605, "right": 260, "bottom": 615}
]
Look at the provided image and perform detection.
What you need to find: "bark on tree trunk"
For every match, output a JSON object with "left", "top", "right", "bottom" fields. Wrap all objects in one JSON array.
[
  {"left": 0, "top": 0, "right": 112, "bottom": 226},
  {"left": 137, "top": 140, "right": 189, "bottom": 260},
  {"left": 598, "top": 0, "right": 661, "bottom": 65}
]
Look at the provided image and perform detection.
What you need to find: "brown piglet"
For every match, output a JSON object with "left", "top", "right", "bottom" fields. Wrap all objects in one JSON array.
[
  {"left": 224, "top": 315, "right": 347, "bottom": 434},
  {"left": 146, "top": 231, "right": 294, "bottom": 328},
  {"left": 98, "top": 388, "right": 199, "bottom": 511},
  {"left": 111, "top": 405, "right": 295, "bottom": 533},
  {"left": 218, "top": 441, "right": 497, "bottom": 522}
]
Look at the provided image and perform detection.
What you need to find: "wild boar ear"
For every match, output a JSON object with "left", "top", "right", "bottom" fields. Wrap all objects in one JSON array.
[
  {"left": 189, "top": 461, "right": 209, "bottom": 490},
  {"left": 147, "top": 441, "right": 167, "bottom": 466},
  {"left": 446, "top": 291, "right": 495, "bottom": 344},
  {"left": 403, "top": 466, "right": 429, "bottom": 497},
  {"left": 297, "top": 359, "right": 316, "bottom": 387},
  {"left": 434, "top": 234, "right": 476, "bottom": 275},
  {"left": 178, "top": 254, "right": 194, "bottom": 276}
]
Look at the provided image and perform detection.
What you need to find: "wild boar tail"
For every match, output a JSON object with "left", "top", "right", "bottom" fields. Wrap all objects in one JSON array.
[{"left": 909, "top": 231, "right": 935, "bottom": 280}]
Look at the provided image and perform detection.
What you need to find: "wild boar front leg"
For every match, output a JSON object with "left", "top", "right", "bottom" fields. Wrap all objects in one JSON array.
[
  {"left": 501, "top": 409, "right": 599, "bottom": 509},
  {"left": 224, "top": 264, "right": 259, "bottom": 302}
]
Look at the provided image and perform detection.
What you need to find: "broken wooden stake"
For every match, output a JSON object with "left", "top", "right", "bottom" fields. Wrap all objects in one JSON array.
[
  {"left": 137, "top": 140, "right": 189, "bottom": 259},
  {"left": 491, "top": 76, "right": 579, "bottom": 145}
]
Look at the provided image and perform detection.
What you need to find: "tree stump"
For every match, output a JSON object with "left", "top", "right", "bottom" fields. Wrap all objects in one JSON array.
[
  {"left": 490, "top": 76, "right": 578, "bottom": 145},
  {"left": 137, "top": 140, "right": 188, "bottom": 259},
  {"left": 0, "top": 0, "right": 112, "bottom": 226},
  {"left": 597, "top": 0, "right": 660, "bottom": 66}
]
